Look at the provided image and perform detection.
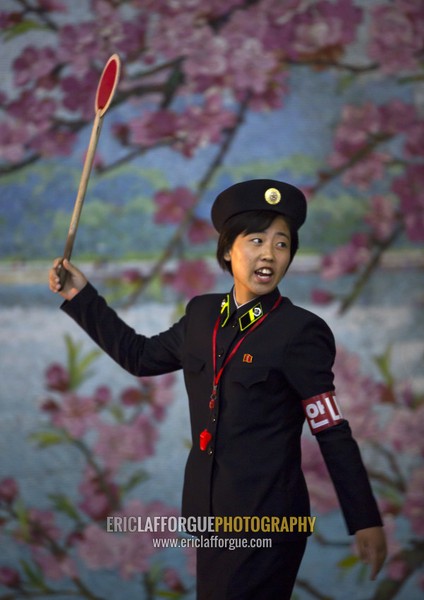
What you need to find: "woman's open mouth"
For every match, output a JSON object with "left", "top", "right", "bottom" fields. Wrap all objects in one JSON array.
[{"left": 254, "top": 268, "right": 274, "bottom": 282}]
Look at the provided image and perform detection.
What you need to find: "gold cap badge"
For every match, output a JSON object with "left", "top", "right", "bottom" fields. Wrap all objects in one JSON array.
[{"left": 264, "top": 187, "right": 281, "bottom": 205}]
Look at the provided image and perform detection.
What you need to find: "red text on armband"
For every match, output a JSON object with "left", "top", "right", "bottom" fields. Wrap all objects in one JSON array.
[{"left": 302, "top": 392, "right": 343, "bottom": 434}]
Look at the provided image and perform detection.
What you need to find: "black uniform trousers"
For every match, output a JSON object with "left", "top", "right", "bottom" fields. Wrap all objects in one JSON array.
[{"left": 196, "top": 539, "right": 307, "bottom": 599}]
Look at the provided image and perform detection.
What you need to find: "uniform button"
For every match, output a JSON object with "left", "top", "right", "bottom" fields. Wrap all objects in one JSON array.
[
  {"left": 207, "top": 446, "right": 213, "bottom": 456},
  {"left": 217, "top": 348, "right": 224, "bottom": 358},
  {"left": 211, "top": 414, "right": 217, "bottom": 423}
]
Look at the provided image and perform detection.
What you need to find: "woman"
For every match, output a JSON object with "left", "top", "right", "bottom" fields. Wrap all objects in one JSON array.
[{"left": 49, "top": 179, "right": 386, "bottom": 599}]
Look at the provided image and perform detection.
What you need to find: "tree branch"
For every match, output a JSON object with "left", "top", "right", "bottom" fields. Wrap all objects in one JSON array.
[
  {"left": 338, "top": 222, "right": 403, "bottom": 314},
  {"left": 121, "top": 95, "right": 251, "bottom": 307}
]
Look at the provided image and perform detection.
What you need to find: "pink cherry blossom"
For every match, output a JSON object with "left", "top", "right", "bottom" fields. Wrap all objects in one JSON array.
[
  {"left": 45, "top": 363, "right": 70, "bottom": 392},
  {"left": 39, "top": 0, "right": 67, "bottom": 11},
  {"left": 93, "top": 415, "right": 157, "bottom": 471},
  {"left": 329, "top": 104, "right": 379, "bottom": 159},
  {"left": 368, "top": 1, "right": 424, "bottom": 73},
  {"left": 328, "top": 99, "right": 421, "bottom": 189},
  {"left": 181, "top": 29, "right": 229, "bottom": 83},
  {"left": 175, "top": 94, "right": 236, "bottom": 157},
  {"left": 129, "top": 110, "right": 178, "bottom": 148},
  {"left": 149, "top": 373, "right": 176, "bottom": 421},
  {"left": 310, "top": 288, "right": 335, "bottom": 305},
  {"left": 29, "top": 129, "right": 77, "bottom": 158},
  {"left": 332, "top": 346, "right": 381, "bottom": 441},
  {"left": 392, "top": 165, "right": 424, "bottom": 242},
  {"left": 387, "top": 558, "right": 409, "bottom": 581},
  {"left": 50, "top": 393, "right": 99, "bottom": 438},
  {"left": 78, "top": 467, "right": 120, "bottom": 521},
  {"left": 8, "top": 93, "right": 57, "bottom": 129},
  {"left": 57, "top": 24, "right": 102, "bottom": 73},
  {"left": 92, "top": 385, "right": 112, "bottom": 407},
  {"left": 0, "top": 566, "right": 21, "bottom": 588},
  {"left": 12, "top": 46, "right": 57, "bottom": 87},
  {"left": 32, "top": 548, "right": 77, "bottom": 581},
  {"left": 109, "top": 499, "right": 180, "bottom": 579},
  {"left": 364, "top": 195, "right": 398, "bottom": 242},
  {"left": 405, "top": 122, "right": 424, "bottom": 157},
  {"left": 14, "top": 508, "right": 60, "bottom": 546},
  {"left": 187, "top": 218, "right": 216, "bottom": 244},
  {"left": 60, "top": 70, "right": 98, "bottom": 116},
  {"left": 385, "top": 405, "right": 424, "bottom": 457},
  {"left": 0, "top": 477, "right": 18, "bottom": 504},
  {"left": 0, "top": 121, "right": 29, "bottom": 162},
  {"left": 121, "top": 386, "right": 146, "bottom": 407},
  {"left": 342, "top": 152, "right": 391, "bottom": 189},
  {"left": 288, "top": 0, "right": 362, "bottom": 60},
  {"left": 77, "top": 523, "right": 123, "bottom": 570},
  {"left": 162, "top": 568, "right": 186, "bottom": 593},
  {"left": 154, "top": 187, "right": 197, "bottom": 225},
  {"left": 379, "top": 99, "right": 417, "bottom": 134},
  {"left": 166, "top": 259, "right": 217, "bottom": 299},
  {"left": 243, "top": 69, "right": 289, "bottom": 111},
  {"left": 321, "top": 233, "right": 371, "bottom": 280}
]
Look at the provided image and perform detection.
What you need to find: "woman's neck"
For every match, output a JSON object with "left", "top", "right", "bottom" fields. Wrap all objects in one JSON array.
[{"left": 233, "top": 288, "right": 257, "bottom": 310}]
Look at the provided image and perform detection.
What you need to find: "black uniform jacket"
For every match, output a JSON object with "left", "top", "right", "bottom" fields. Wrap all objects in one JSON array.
[{"left": 62, "top": 284, "right": 382, "bottom": 540}]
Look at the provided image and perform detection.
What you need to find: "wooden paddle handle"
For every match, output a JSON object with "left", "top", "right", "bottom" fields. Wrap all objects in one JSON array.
[{"left": 58, "top": 111, "right": 103, "bottom": 286}]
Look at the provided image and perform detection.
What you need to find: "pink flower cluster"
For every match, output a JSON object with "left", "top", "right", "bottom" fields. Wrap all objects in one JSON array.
[
  {"left": 368, "top": 0, "right": 424, "bottom": 74},
  {"left": 321, "top": 233, "right": 371, "bottom": 280},
  {"left": 42, "top": 365, "right": 177, "bottom": 471},
  {"left": 392, "top": 164, "right": 424, "bottom": 243},
  {"left": 127, "top": 93, "right": 236, "bottom": 159},
  {"left": 318, "top": 98, "right": 424, "bottom": 283},
  {"left": 0, "top": 350, "right": 190, "bottom": 591},
  {"left": 76, "top": 499, "right": 179, "bottom": 579},
  {"left": 163, "top": 259, "right": 217, "bottom": 299},
  {"left": 1, "top": 0, "right": 367, "bottom": 165},
  {"left": 328, "top": 100, "right": 419, "bottom": 189}
]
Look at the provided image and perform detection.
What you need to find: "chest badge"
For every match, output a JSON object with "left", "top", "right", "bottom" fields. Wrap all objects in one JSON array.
[
  {"left": 243, "top": 354, "right": 253, "bottom": 363},
  {"left": 239, "top": 302, "right": 263, "bottom": 331}
]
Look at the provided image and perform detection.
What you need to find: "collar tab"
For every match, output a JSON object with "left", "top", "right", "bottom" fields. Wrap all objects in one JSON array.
[
  {"left": 220, "top": 294, "right": 231, "bottom": 327},
  {"left": 239, "top": 302, "right": 263, "bottom": 331}
]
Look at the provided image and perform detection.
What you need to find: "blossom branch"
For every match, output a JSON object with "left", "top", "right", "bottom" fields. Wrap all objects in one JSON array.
[
  {"left": 121, "top": 95, "right": 250, "bottom": 307},
  {"left": 338, "top": 223, "right": 403, "bottom": 314}
]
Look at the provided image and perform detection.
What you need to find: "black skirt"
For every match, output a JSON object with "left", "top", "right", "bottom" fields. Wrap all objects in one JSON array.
[{"left": 196, "top": 538, "right": 307, "bottom": 600}]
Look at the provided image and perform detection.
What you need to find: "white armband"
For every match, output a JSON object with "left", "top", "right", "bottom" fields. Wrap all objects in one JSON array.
[{"left": 302, "top": 392, "right": 343, "bottom": 434}]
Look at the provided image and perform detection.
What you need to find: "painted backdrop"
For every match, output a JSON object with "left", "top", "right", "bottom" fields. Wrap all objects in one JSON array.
[{"left": 0, "top": 1, "right": 423, "bottom": 599}]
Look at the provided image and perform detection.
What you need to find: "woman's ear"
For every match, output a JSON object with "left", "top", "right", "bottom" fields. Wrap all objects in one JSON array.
[{"left": 224, "top": 248, "right": 231, "bottom": 261}]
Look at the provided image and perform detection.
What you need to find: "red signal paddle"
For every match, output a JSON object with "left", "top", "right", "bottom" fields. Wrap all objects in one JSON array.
[{"left": 58, "top": 53, "right": 121, "bottom": 285}]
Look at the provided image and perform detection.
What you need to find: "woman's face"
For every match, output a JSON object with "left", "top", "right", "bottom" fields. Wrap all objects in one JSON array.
[{"left": 224, "top": 215, "right": 292, "bottom": 305}]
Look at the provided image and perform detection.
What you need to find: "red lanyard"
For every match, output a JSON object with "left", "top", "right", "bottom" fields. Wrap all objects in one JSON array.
[
  {"left": 200, "top": 295, "right": 283, "bottom": 450},
  {"left": 209, "top": 295, "right": 282, "bottom": 408}
]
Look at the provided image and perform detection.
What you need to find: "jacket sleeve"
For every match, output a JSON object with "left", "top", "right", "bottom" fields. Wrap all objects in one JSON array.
[
  {"left": 282, "top": 313, "right": 383, "bottom": 534},
  {"left": 61, "top": 283, "right": 184, "bottom": 376},
  {"left": 316, "top": 421, "right": 383, "bottom": 534}
]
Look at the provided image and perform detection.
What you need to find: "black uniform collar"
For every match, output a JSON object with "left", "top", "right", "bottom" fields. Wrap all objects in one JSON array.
[{"left": 220, "top": 287, "right": 281, "bottom": 331}]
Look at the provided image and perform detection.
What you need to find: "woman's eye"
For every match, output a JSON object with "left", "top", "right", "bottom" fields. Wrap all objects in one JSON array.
[{"left": 251, "top": 237, "right": 262, "bottom": 244}]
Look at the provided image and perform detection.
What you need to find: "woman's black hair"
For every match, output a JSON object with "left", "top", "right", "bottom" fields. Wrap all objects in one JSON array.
[{"left": 216, "top": 210, "right": 299, "bottom": 275}]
